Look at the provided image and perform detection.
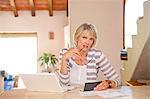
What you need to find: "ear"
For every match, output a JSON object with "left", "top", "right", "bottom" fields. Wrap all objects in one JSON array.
[
  {"left": 74, "top": 42, "right": 77, "bottom": 47},
  {"left": 91, "top": 41, "right": 95, "bottom": 48},
  {"left": 74, "top": 40, "right": 79, "bottom": 47}
]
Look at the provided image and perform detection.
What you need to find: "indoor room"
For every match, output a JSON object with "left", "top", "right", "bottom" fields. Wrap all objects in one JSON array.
[{"left": 0, "top": 0, "right": 149, "bottom": 99}]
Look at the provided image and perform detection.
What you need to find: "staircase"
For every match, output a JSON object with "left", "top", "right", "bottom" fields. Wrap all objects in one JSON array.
[{"left": 121, "top": 0, "right": 150, "bottom": 84}]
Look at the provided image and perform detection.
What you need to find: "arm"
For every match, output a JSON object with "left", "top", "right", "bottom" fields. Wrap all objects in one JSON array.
[
  {"left": 58, "top": 48, "right": 82, "bottom": 85},
  {"left": 95, "top": 51, "right": 121, "bottom": 90},
  {"left": 57, "top": 48, "right": 70, "bottom": 85}
]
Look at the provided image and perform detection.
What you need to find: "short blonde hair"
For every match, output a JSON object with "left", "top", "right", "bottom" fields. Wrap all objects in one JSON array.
[{"left": 74, "top": 23, "right": 97, "bottom": 47}]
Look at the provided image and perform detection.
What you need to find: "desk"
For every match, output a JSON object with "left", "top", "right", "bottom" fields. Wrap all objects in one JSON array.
[{"left": 0, "top": 86, "right": 150, "bottom": 99}]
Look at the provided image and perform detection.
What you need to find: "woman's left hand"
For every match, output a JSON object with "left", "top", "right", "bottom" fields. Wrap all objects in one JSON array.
[{"left": 95, "top": 80, "right": 111, "bottom": 91}]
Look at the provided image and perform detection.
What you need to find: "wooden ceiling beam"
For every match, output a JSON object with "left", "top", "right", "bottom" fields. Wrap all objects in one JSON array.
[
  {"left": 48, "top": 0, "right": 53, "bottom": 16},
  {"left": 29, "top": 0, "right": 35, "bottom": 16},
  {"left": 9, "top": 0, "right": 18, "bottom": 17}
]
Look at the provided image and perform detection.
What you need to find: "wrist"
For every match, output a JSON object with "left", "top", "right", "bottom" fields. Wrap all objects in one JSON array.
[
  {"left": 106, "top": 80, "right": 113, "bottom": 88},
  {"left": 60, "top": 69, "right": 68, "bottom": 75},
  {"left": 60, "top": 59, "right": 68, "bottom": 75}
]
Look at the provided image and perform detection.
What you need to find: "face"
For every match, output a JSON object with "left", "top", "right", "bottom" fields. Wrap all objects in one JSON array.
[{"left": 76, "top": 30, "right": 94, "bottom": 51}]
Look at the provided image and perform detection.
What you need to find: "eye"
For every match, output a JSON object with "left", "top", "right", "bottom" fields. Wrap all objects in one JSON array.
[
  {"left": 82, "top": 36, "right": 87, "bottom": 39},
  {"left": 90, "top": 38, "right": 94, "bottom": 41}
]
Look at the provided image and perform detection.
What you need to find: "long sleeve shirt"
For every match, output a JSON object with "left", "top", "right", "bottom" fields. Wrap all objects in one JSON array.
[{"left": 58, "top": 48, "right": 121, "bottom": 87}]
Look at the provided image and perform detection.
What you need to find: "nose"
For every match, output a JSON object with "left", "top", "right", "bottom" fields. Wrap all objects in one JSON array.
[
  {"left": 85, "top": 39, "right": 91, "bottom": 44},
  {"left": 84, "top": 42, "right": 89, "bottom": 47}
]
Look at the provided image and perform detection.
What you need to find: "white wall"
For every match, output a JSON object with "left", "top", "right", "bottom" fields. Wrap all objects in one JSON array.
[
  {"left": 69, "top": 0, "right": 123, "bottom": 78},
  {"left": 0, "top": 11, "right": 68, "bottom": 72}
]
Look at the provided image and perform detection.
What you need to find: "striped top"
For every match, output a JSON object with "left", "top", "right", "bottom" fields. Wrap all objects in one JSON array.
[{"left": 58, "top": 48, "right": 121, "bottom": 86}]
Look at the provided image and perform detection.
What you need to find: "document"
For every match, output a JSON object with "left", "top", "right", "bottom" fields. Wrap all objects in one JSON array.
[{"left": 79, "top": 86, "right": 132, "bottom": 98}]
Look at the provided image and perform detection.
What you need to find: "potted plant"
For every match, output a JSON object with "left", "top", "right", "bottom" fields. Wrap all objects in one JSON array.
[{"left": 38, "top": 53, "right": 58, "bottom": 73}]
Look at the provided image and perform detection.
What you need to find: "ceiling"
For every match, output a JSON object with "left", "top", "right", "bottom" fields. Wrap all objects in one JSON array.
[{"left": 0, "top": 0, "right": 68, "bottom": 17}]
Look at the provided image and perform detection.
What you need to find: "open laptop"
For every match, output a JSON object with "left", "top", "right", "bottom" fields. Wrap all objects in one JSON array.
[{"left": 19, "top": 73, "right": 75, "bottom": 92}]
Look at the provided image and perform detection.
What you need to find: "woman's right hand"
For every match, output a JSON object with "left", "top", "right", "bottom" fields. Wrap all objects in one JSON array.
[
  {"left": 63, "top": 48, "right": 81, "bottom": 61},
  {"left": 60, "top": 48, "right": 82, "bottom": 74}
]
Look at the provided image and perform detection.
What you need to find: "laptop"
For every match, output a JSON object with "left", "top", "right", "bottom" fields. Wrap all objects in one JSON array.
[{"left": 19, "top": 73, "right": 75, "bottom": 92}]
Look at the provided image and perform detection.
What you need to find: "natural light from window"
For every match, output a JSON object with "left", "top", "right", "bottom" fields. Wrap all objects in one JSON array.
[
  {"left": 0, "top": 37, "right": 37, "bottom": 75},
  {"left": 125, "top": 0, "right": 148, "bottom": 48}
]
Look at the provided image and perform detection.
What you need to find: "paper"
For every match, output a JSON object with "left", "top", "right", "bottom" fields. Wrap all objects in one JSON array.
[
  {"left": 96, "top": 90, "right": 127, "bottom": 98},
  {"left": 79, "top": 86, "right": 132, "bottom": 98}
]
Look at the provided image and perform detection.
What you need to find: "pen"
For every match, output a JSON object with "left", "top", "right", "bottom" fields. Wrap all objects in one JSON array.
[{"left": 79, "top": 45, "right": 85, "bottom": 52}]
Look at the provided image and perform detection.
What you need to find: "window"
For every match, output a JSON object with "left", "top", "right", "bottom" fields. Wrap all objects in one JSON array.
[
  {"left": 64, "top": 25, "right": 70, "bottom": 48},
  {"left": 0, "top": 33, "right": 37, "bottom": 75},
  {"left": 125, "top": 0, "right": 148, "bottom": 48}
]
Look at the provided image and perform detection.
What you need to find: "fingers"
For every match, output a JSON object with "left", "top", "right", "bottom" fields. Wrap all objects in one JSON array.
[
  {"left": 65, "top": 48, "right": 82, "bottom": 60},
  {"left": 68, "top": 48, "right": 80, "bottom": 56},
  {"left": 95, "top": 80, "right": 109, "bottom": 91},
  {"left": 63, "top": 48, "right": 87, "bottom": 65}
]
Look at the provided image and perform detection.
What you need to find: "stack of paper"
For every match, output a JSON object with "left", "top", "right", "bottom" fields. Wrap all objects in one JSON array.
[{"left": 79, "top": 86, "right": 132, "bottom": 98}]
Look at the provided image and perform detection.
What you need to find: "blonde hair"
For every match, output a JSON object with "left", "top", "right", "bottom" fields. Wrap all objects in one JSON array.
[{"left": 74, "top": 23, "right": 97, "bottom": 47}]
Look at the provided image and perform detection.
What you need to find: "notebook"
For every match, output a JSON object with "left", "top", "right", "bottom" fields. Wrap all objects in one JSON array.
[{"left": 19, "top": 73, "right": 75, "bottom": 92}]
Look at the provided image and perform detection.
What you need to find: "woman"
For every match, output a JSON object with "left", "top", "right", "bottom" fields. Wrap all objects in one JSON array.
[{"left": 58, "top": 23, "right": 121, "bottom": 91}]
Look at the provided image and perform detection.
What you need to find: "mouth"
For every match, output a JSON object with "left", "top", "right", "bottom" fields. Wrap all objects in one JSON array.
[{"left": 79, "top": 47, "right": 84, "bottom": 52}]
